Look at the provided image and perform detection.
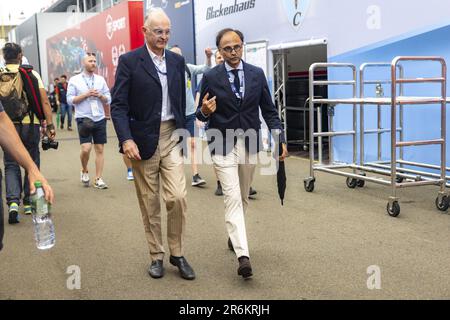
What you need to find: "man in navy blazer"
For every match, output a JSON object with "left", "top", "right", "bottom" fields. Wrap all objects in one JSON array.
[
  {"left": 197, "top": 28, "right": 288, "bottom": 279},
  {"left": 111, "top": 7, "right": 195, "bottom": 281}
]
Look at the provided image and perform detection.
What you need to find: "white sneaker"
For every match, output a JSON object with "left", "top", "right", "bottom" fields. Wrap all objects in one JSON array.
[
  {"left": 94, "top": 177, "right": 108, "bottom": 189},
  {"left": 127, "top": 169, "right": 134, "bottom": 181},
  {"left": 80, "top": 171, "right": 90, "bottom": 187}
]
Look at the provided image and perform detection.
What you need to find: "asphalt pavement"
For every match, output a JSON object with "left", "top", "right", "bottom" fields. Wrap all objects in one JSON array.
[{"left": 1, "top": 121, "right": 450, "bottom": 300}]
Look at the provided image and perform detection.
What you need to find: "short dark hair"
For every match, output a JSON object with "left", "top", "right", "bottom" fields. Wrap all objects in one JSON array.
[
  {"left": 2, "top": 42, "right": 22, "bottom": 63},
  {"left": 60, "top": 75, "right": 67, "bottom": 79},
  {"left": 54, "top": 78, "right": 59, "bottom": 81},
  {"left": 216, "top": 28, "right": 244, "bottom": 48}
]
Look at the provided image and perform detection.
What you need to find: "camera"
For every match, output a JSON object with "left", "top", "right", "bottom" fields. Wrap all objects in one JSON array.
[{"left": 42, "top": 136, "right": 59, "bottom": 151}]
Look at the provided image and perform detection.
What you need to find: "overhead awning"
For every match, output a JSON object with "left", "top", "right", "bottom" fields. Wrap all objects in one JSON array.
[{"left": 268, "top": 38, "right": 328, "bottom": 51}]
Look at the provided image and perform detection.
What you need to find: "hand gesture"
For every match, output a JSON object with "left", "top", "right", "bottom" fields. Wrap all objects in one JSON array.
[
  {"left": 201, "top": 93, "right": 216, "bottom": 116},
  {"left": 205, "top": 47, "right": 213, "bottom": 59}
]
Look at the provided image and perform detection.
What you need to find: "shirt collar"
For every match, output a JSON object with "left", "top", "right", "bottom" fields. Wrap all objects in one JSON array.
[
  {"left": 225, "top": 60, "right": 243, "bottom": 73},
  {"left": 146, "top": 43, "right": 166, "bottom": 63},
  {"left": 82, "top": 71, "right": 95, "bottom": 79}
]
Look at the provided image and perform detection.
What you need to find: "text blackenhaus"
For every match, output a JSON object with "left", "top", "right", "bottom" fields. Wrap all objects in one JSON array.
[{"left": 206, "top": 0, "right": 256, "bottom": 20}]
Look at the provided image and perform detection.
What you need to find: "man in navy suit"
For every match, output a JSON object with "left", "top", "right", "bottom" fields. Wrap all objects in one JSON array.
[
  {"left": 197, "top": 28, "right": 288, "bottom": 279},
  {"left": 111, "top": 7, "right": 195, "bottom": 281}
]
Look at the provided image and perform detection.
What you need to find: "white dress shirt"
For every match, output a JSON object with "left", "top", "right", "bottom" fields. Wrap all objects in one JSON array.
[
  {"left": 67, "top": 72, "right": 111, "bottom": 122},
  {"left": 225, "top": 60, "right": 245, "bottom": 99},
  {"left": 146, "top": 45, "right": 173, "bottom": 122}
]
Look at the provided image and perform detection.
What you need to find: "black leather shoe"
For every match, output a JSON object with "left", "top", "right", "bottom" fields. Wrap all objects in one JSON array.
[
  {"left": 169, "top": 256, "right": 196, "bottom": 280},
  {"left": 228, "top": 237, "right": 234, "bottom": 252},
  {"left": 237, "top": 256, "right": 253, "bottom": 279},
  {"left": 215, "top": 181, "right": 223, "bottom": 196},
  {"left": 249, "top": 187, "right": 257, "bottom": 196},
  {"left": 148, "top": 260, "right": 164, "bottom": 279}
]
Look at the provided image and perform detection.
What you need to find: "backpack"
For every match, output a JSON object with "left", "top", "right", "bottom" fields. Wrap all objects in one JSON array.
[
  {"left": 0, "top": 67, "right": 29, "bottom": 122},
  {"left": 0, "top": 65, "right": 44, "bottom": 123}
]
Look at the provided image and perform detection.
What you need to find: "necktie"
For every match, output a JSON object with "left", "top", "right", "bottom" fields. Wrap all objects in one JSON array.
[{"left": 231, "top": 69, "right": 241, "bottom": 99}]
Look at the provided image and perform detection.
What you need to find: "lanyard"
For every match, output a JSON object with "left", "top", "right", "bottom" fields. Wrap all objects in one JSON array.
[
  {"left": 154, "top": 58, "right": 167, "bottom": 76},
  {"left": 83, "top": 74, "right": 95, "bottom": 90}
]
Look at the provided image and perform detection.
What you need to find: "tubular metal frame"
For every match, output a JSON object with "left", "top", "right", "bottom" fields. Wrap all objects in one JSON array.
[
  {"left": 273, "top": 51, "right": 288, "bottom": 144},
  {"left": 303, "top": 56, "right": 449, "bottom": 216}
]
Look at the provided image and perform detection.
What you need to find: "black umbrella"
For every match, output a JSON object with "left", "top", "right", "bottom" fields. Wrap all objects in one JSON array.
[{"left": 277, "top": 143, "right": 286, "bottom": 206}]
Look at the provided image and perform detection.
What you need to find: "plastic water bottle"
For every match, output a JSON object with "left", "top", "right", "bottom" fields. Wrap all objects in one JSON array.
[{"left": 31, "top": 181, "right": 55, "bottom": 250}]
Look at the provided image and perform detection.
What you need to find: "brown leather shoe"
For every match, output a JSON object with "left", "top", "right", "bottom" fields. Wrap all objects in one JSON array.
[{"left": 237, "top": 256, "right": 253, "bottom": 278}]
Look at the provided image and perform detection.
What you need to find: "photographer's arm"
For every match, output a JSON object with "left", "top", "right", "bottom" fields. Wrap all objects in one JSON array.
[
  {"left": 39, "top": 88, "right": 56, "bottom": 139},
  {"left": 0, "top": 111, "right": 54, "bottom": 203}
]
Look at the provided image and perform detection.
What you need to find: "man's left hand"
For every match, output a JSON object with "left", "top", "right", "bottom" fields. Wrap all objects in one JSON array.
[
  {"left": 279, "top": 143, "right": 288, "bottom": 161},
  {"left": 205, "top": 47, "right": 212, "bottom": 58}
]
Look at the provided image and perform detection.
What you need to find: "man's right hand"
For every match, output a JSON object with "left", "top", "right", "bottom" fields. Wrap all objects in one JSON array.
[
  {"left": 201, "top": 93, "right": 217, "bottom": 116},
  {"left": 123, "top": 139, "right": 141, "bottom": 161},
  {"left": 28, "top": 169, "right": 54, "bottom": 205}
]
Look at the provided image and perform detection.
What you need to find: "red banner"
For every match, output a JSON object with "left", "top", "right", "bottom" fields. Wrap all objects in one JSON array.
[{"left": 46, "top": 1, "right": 144, "bottom": 88}]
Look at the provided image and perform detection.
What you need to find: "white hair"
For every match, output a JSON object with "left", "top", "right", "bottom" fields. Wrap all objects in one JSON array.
[{"left": 144, "top": 7, "right": 170, "bottom": 26}]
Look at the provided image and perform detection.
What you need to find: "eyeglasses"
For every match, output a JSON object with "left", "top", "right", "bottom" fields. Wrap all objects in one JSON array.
[
  {"left": 220, "top": 44, "right": 243, "bottom": 54},
  {"left": 86, "top": 52, "right": 96, "bottom": 57},
  {"left": 151, "top": 28, "right": 171, "bottom": 37}
]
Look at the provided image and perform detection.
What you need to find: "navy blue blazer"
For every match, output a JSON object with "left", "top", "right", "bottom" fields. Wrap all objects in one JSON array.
[
  {"left": 196, "top": 61, "right": 285, "bottom": 155},
  {"left": 111, "top": 46, "right": 186, "bottom": 160}
]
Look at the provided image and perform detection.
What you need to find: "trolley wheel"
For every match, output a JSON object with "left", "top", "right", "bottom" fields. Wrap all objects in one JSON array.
[
  {"left": 304, "top": 180, "right": 315, "bottom": 193},
  {"left": 396, "top": 176, "right": 404, "bottom": 183},
  {"left": 386, "top": 201, "right": 401, "bottom": 217},
  {"left": 357, "top": 173, "right": 366, "bottom": 188},
  {"left": 435, "top": 196, "right": 449, "bottom": 212},
  {"left": 346, "top": 177, "right": 358, "bottom": 189}
]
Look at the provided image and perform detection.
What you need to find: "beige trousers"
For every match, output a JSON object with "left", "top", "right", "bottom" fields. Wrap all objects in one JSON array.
[
  {"left": 212, "top": 137, "right": 256, "bottom": 259},
  {"left": 131, "top": 120, "right": 187, "bottom": 261}
]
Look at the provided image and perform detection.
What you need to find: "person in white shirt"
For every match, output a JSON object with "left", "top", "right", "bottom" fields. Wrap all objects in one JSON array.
[{"left": 67, "top": 52, "right": 111, "bottom": 189}]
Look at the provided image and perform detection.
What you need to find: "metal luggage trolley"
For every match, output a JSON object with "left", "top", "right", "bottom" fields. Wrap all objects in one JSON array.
[{"left": 303, "top": 56, "right": 449, "bottom": 217}]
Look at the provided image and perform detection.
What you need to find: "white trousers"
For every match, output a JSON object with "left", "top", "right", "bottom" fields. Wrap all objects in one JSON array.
[{"left": 212, "top": 137, "right": 256, "bottom": 258}]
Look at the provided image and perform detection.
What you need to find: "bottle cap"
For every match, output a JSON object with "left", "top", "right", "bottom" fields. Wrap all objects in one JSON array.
[{"left": 34, "top": 180, "right": 42, "bottom": 188}]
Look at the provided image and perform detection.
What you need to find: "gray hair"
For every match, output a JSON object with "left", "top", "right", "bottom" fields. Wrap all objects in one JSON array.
[{"left": 144, "top": 7, "right": 170, "bottom": 26}]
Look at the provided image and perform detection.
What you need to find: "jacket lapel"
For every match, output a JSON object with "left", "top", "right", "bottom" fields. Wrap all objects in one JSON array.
[
  {"left": 165, "top": 49, "right": 176, "bottom": 85},
  {"left": 139, "top": 45, "right": 161, "bottom": 86},
  {"left": 242, "top": 62, "right": 255, "bottom": 107}
]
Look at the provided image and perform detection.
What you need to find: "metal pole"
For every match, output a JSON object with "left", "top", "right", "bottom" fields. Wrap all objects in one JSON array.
[
  {"left": 281, "top": 52, "right": 287, "bottom": 144},
  {"left": 318, "top": 102, "right": 323, "bottom": 164},
  {"left": 359, "top": 67, "right": 365, "bottom": 166},
  {"left": 390, "top": 59, "right": 399, "bottom": 200},
  {"left": 329, "top": 104, "right": 334, "bottom": 163},
  {"left": 352, "top": 67, "right": 357, "bottom": 170},
  {"left": 440, "top": 60, "right": 447, "bottom": 194},
  {"left": 377, "top": 105, "right": 382, "bottom": 161},
  {"left": 399, "top": 65, "right": 404, "bottom": 168},
  {"left": 309, "top": 65, "right": 315, "bottom": 177}
]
